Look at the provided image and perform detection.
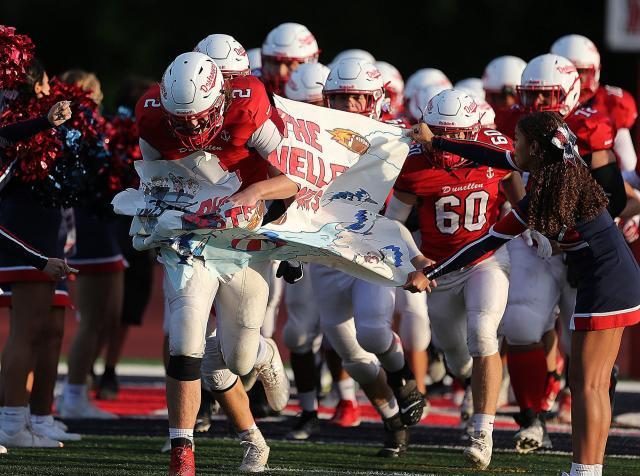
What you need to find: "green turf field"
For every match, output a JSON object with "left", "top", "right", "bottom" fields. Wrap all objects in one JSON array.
[{"left": 1, "top": 436, "right": 638, "bottom": 476}]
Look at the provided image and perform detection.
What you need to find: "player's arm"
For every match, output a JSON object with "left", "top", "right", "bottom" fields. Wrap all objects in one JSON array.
[
  {"left": 613, "top": 128, "right": 637, "bottom": 172},
  {"left": 410, "top": 123, "right": 520, "bottom": 171},
  {"left": 590, "top": 149, "right": 626, "bottom": 218}
]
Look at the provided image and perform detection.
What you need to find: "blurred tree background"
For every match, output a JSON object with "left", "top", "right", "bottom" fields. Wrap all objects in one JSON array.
[{"left": 1, "top": 0, "right": 637, "bottom": 112}]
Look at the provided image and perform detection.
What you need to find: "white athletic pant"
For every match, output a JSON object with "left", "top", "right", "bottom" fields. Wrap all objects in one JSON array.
[
  {"left": 261, "top": 261, "right": 284, "bottom": 339},
  {"left": 396, "top": 288, "right": 430, "bottom": 352},
  {"left": 164, "top": 259, "right": 270, "bottom": 376},
  {"left": 311, "top": 264, "right": 396, "bottom": 384},
  {"left": 428, "top": 246, "right": 510, "bottom": 379},
  {"left": 282, "top": 266, "right": 323, "bottom": 355}
]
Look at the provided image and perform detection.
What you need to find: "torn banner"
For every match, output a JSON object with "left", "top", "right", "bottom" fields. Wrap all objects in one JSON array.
[{"left": 112, "top": 96, "right": 413, "bottom": 289}]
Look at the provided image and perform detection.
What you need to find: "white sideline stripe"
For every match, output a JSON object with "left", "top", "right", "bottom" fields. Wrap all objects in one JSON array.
[{"left": 57, "top": 362, "right": 166, "bottom": 378}]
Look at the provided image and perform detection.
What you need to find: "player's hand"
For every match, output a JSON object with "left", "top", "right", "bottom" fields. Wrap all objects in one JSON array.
[
  {"left": 42, "top": 258, "right": 77, "bottom": 280},
  {"left": 620, "top": 217, "right": 640, "bottom": 243},
  {"left": 276, "top": 260, "right": 304, "bottom": 284},
  {"left": 521, "top": 229, "right": 553, "bottom": 258},
  {"left": 229, "top": 184, "right": 261, "bottom": 208},
  {"left": 409, "top": 123, "right": 434, "bottom": 145},
  {"left": 47, "top": 101, "right": 72, "bottom": 127},
  {"left": 403, "top": 270, "right": 436, "bottom": 293}
]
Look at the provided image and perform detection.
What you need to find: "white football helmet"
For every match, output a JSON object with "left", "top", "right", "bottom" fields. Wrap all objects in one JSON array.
[
  {"left": 194, "top": 34, "right": 250, "bottom": 80},
  {"left": 482, "top": 55, "right": 527, "bottom": 93},
  {"left": 408, "top": 84, "right": 447, "bottom": 124},
  {"left": 550, "top": 34, "right": 601, "bottom": 102},
  {"left": 285, "top": 63, "right": 331, "bottom": 105},
  {"left": 517, "top": 54, "right": 580, "bottom": 117},
  {"left": 422, "top": 88, "right": 481, "bottom": 168},
  {"left": 331, "top": 49, "right": 376, "bottom": 66},
  {"left": 476, "top": 98, "right": 496, "bottom": 128},
  {"left": 375, "top": 61, "right": 404, "bottom": 113},
  {"left": 323, "top": 59, "right": 385, "bottom": 119},
  {"left": 261, "top": 23, "right": 319, "bottom": 94},
  {"left": 404, "top": 68, "right": 452, "bottom": 113},
  {"left": 160, "top": 52, "right": 226, "bottom": 148},
  {"left": 454, "top": 78, "right": 486, "bottom": 101}
]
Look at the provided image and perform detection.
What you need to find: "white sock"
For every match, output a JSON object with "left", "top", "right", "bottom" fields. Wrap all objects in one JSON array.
[
  {"left": 570, "top": 462, "right": 597, "bottom": 476},
  {"left": 255, "top": 337, "right": 270, "bottom": 366},
  {"left": 337, "top": 378, "right": 357, "bottom": 403},
  {"left": 377, "top": 333, "right": 405, "bottom": 373},
  {"left": 31, "top": 414, "right": 54, "bottom": 425},
  {"left": 594, "top": 464, "right": 603, "bottom": 476},
  {"left": 1, "top": 406, "right": 29, "bottom": 435},
  {"left": 169, "top": 428, "right": 194, "bottom": 444},
  {"left": 298, "top": 390, "right": 318, "bottom": 412},
  {"left": 375, "top": 398, "right": 399, "bottom": 420},
  {"left": 63, "top": 383, "right": 87, "bottom": 406},
  {"left": 238, "top": 423, "right": 258, "bottom": 440},
  {"left": 472, "top": 413, "right": 495, "bottom": 434}
]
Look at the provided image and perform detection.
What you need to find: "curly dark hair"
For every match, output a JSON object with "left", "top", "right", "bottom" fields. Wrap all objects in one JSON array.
[{"left": 517, "top": 111, "right": 608, "bottom": 236}]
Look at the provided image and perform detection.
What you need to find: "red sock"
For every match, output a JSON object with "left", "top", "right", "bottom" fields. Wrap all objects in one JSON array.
[{"left": 507, "top": 347, "right": 547, "bottom": 413}]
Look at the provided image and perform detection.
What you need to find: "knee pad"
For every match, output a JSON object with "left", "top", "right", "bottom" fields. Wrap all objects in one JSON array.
[
  {"left": 444, "top": 353, "right": 473, "bottom": 380},
  {"left": 283, "top": 321, "right": 316, "bottom": 354},
  {"left": 202, "top": 369, "right": 238, "bottom": 393},
  {"left": 342, "top": 359, "right": 380, "bottom": 385},
  {"left": 356, "top": 325, "right": 393, "bottom": 356},
  {"left": 467, "top": 313, "right": 500, "bottom": 358},
  {"left": 166, "top": 355, "right": 202, "bottom": 381}
]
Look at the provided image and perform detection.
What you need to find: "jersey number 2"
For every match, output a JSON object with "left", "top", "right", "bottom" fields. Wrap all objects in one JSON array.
[{"left": 435, "top": 191, "right": 490, "bottom": 234}]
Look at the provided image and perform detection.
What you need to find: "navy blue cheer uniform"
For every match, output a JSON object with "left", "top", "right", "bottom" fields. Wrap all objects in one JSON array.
[
  {"left": 424, "top": 136, "right": 640, "bottom": 331},
  {"left": 0, "top": 116, "right": 72, "bottom": 307}
]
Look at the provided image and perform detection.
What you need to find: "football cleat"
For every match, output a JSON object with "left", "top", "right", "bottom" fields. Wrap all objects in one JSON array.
[
  {"left": 169, "top": 444, "right": 195, "bottom": 476},
  {"left": 31, "top": 416, "right": 81, "bottom": 442},
  {"left": 0, "top": 427, "right": 63, "bottom": 448},
  {"left": 254, "top": 338, "right": 290, "bottom": 412},
  {"left": 239, "top": 428, "right": 270, "bottom": 472},
  {"left": 287, "top": 411, "right": 320, "bottom": 440},
  {"left": 329, "top": 400, "right": 361, "bottom": 427},
  {"left": 464, "top": 430, "right": 493, "bottom": 470},
  {"left": 386, "top": 364, "right": 426, "bottom": 426},
  {"left": 376, "top": 413, "right": 409, "bottom": 458}
]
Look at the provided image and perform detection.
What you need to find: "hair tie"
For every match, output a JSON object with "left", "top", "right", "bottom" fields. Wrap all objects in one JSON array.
[{"left": 550, "top": 124, "right": 585, "bottom": 167}]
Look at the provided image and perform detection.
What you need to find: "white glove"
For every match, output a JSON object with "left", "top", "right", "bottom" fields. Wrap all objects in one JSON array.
[{"left": 521, "top": 229, "right": 552, "bottom": 258}]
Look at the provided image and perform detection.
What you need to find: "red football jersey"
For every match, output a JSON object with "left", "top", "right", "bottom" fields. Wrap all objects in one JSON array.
[
  {"left": 394, "top": 128, "right": 511, "bottom": 262},
  {"left": 135, "top": 75, "right": 274, "bottom": 189},
  {"left": 494, "top": 104, "right": 614, "bottom": 157},
  {"left": 591, "top": 85, "right": 638, "bottom": 131}
]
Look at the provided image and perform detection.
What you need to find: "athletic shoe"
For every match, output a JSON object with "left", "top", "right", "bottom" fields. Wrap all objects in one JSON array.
[
  {"left": 238, "top": 428, "right": 269, "bottom": 472},
  {"left": 464, "top": 430, "right": 492, "bottom": 470},
  {"left": 96, "top": 371, "right": 119, "bottom": 401},
  {"left": 376, "top": 413, "right": 409, "bottom": 458},
  {"left": 0, "top": 445, "right": 6, "bottom": 454},
  {"left": 53, "top": 419, "right": 68, "bottom": 432},
  {"left": 329, "top": 400, "right": 361, "bottom": 427},
  {"left": 428, "top": 350, "right": 447, "bottom": 384},
  {"left": 460, "top": 385, "right": 474, "bottom": 423},
  {"left": 57, "top": 395, "right": 117, "bottom": 419},
  {"left": 31, "top": 416, "right": 81, "bottom": 441},
  {"left": 514, "top": 416, "right": 544, "bottom": 454},
  {"left": 169, "top": 444, "right": 195, "bottom": 476},
  {"left": 558, "top": 389, "right": 572, "bottom": 424},
  {"left": 254, "top": 338, "right": 290, "bottom": 412},
  {"left": 386, "top": 364, "right": 426, "bottom": 426},
  {"left": 287, "top": 411, "right": 320, "bottom": 440},
  {"left": 162, "top": 438, "right": 195, "bottom": 454},
  {"left": 0, "top": 427, "right": 63, "bottom": 448}
]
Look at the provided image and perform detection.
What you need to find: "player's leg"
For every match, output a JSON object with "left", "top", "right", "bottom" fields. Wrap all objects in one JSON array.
[
  {"left": 462, "top": 251, "right": 510, "bottom": 470},
  {"left": 216, "top": 261, "right": 289, "bottom": 411},
  {"left": 353, "top": 280, "right": 425, "bottom": 426},
  {"left": 397, "top": 288, "right": 430, "bottom": 397},
  {"left": 164, "top": 259, "right": 217, "bottom": 468},
  {"left": 282, "top": 270, "right": 323, "bottom": 439},
  {"left": 201, "top": 330, "right": 269, "bottom": 471}
]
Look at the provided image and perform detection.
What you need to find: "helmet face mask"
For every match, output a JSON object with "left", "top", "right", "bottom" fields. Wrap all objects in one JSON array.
[
  {"left": 166, "top": 93, "right": 226, "bottom": 149},
  {"left": 517, "top": 85, "right": 562, "bottom": 113},
  {"left": 427, "top": 124, "right": 479, "bottom": 169},
  {"left": 324, "top": 90, "right": 383, "bottom": 118},
  {"left": 262, "top": 56, "right": 314, "bottom": 95},
  {"left": 576, "top": 66, "right": 598, "bottom": 103}
]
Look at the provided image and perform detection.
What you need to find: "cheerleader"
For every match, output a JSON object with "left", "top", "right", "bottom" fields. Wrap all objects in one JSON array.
[{"left": 407, "top": 112, "right": 640, "bottom": 476}]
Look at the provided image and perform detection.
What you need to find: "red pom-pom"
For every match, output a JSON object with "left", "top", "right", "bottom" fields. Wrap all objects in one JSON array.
[{"left": 0, "top": 25, "right": 35, "bottom": 91}]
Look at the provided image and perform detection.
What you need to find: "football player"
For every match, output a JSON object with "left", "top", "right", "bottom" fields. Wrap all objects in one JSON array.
[
  {"left": 194, "top": 34, "right": 250, "bottom": 81},
  {"left": 136, "top": 52, "right": 296, "bottom": 474}
]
